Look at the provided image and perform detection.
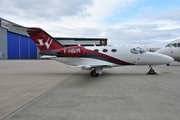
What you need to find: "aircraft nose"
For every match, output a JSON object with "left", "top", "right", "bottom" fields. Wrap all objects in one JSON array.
[
  {"left": 156, "top": 48, "right": 166, "bottom": 54},
  {"left": 159, "top": 54, "right": 174, "bottom": 64}
]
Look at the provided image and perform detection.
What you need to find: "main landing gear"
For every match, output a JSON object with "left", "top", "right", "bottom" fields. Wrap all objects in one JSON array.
[
  {"left": 90, "top": 67, "right": 102, "bottom": 77},
  {"left": 147, "top": 65, "right": 157, "bottom": 75},
  {"left": 91, "top": 69, "right": 99, "bottom": 77}
]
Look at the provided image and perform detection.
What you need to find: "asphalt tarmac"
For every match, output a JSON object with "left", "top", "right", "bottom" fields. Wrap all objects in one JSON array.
[{"left": 0, "top": 60, "right": 180, "bottom": 120}]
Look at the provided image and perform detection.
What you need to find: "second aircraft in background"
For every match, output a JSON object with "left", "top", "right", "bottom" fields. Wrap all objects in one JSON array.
[{"left": 156, "top": 39, "right": 180, "bottom": 64}]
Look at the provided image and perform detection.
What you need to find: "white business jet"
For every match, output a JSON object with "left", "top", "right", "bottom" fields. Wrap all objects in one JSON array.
[
  {"left": 141, "top": 46, "right": 162, "bottom": 52},
  {"left": 156, "top": 39, "right": 180, "bottom": 64},
  {"left": 11, "top": 25, "right": 173, "bottom": 77}
]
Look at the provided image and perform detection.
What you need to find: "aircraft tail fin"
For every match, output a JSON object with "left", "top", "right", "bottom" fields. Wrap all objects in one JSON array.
[{"left": 11, "top": 25, "right": 64, "bottom": 51}]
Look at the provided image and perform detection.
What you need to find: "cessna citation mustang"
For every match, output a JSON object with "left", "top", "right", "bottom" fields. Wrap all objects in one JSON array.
[
  {"left": 12, "top": 25, "right": 173, "bottom": 77},
  {"left": 156, "top": 39, "right": 180, "bottom": 64}
]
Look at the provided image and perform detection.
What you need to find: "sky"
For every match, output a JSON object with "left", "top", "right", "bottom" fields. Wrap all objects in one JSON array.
[{"left": 0, "top": 0, "right": 180, "bottom": 46}]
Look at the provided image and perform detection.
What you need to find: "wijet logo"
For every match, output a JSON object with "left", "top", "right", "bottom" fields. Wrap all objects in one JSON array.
[{"left": 36, "top": 37, "right": 53, "bottom": 49}]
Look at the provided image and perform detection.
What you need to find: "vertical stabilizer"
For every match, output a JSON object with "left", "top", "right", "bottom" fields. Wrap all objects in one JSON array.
[{"left": 26, "top": 27, "right": 64, "bottom": 51}]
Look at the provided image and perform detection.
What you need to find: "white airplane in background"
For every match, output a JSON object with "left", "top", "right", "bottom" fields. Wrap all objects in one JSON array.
[
  {"left": 10, "top": 25, "right": 174, "bottom": 77},
  {"left": 142, "top": 46, "right": 162, "bottom": 52},
  {"left": 156, "top": 39, "right": 180, "bottom": 65}
]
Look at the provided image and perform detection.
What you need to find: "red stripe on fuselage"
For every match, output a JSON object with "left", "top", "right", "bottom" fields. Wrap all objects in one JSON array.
[{"left": 84, "top": 49, "right": 133, "bottom": 65}]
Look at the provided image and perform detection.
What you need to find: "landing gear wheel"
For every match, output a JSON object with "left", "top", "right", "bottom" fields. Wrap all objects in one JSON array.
[
  {"left": 147, "top": 65, "right": 157, "bottom": 75},
  {"left": 91, "top": 70, "right": 99, "bottom": 77},
  {"left": 149, "top": 68, "right": 155, "bottom": 75}
]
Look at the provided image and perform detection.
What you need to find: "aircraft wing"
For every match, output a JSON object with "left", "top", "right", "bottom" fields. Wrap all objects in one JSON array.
[
  {"left": 70, "top": 65, "right": 113, "bottom": 70},
  {"left": 40, "top": 55, "right": 57, "bottom": 60}
]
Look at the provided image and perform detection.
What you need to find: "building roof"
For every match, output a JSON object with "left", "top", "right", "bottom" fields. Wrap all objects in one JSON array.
[{"left": 54, "top": 37, "right": 107, "bottom": 41}]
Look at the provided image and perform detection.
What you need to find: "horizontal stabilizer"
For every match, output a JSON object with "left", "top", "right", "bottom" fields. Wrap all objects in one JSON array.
[
  {"left": 7, "top": 24, "right": 41, "bottom": 31},
  {"left": 5, "top": 24, "right": 39, "bottom": 31}
]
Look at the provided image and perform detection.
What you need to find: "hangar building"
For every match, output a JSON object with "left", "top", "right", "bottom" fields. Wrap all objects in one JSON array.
[{"left": 0, "top": 18, "right": 107, "bottom": 60}]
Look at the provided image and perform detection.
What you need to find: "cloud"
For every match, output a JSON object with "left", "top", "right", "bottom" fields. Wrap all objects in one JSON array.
[
  {"left": 0, "top": 0, "right": 93, "bottom": 21},
  {"left": 1, "top": 0, "right": 180, "bottom": 47},
  {"left": 104, "top": 21, "right": 180, "bottom": 46},
  {"left": 150, "top": 9, "right": 180, "bottom": 21}
]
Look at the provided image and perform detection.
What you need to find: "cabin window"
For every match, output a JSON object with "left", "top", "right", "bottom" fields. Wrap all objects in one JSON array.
[
  {"left": 94, "top": 49, "right": 99, "bottom": 52},
  {"left": 111, "top": 49, "right": 117, "bottom": 52},
  {"left": 103, "top": 49, "right": 108, "bottom": 52},
  {"left": 130, "top": 48, "right": 139, "bottom": 54},
  {"left": 178, "top": 43, "right": 180, "bottom": 47}
]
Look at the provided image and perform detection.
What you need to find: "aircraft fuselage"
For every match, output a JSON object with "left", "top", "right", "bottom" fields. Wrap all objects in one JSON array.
[{"left": 42, "top": 46, "right": 173, "bottom": 67}]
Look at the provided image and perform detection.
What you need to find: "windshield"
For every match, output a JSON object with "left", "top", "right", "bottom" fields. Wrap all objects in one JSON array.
[
  {"left": 130, "top": 48, "right": 139, "bottom": 54},
  {"left": 165, "top": 43, "right": 172, "bottom": 47},
  {"left": 130, "top": 47, "right": 146, "bottom": 54},
  {"left": 136, "top": 47, "right": 146, "bottom": 54}
]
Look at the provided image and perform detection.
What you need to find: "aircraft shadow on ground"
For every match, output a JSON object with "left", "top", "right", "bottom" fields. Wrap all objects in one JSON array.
[{"left": 27, "top": 70, "right": 158, "bottom": 76}]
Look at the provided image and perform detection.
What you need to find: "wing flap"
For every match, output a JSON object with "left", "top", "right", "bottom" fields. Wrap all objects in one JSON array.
[{"left": 69, "top": 65, "right": 113, "bottom": 70}]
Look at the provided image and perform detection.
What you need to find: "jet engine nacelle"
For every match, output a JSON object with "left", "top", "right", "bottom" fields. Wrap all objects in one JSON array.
[{"left": 59, "top": 46, "right": 86, "bottom": 57}]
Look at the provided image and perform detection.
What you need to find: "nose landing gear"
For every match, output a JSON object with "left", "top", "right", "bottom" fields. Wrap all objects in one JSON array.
[{"left": 147, "top": 65, "right": 157, "bottom": 75}]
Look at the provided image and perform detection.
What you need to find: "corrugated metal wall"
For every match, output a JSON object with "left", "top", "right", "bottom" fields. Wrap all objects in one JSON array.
[{"left": 7, "top": 32, "right": 37, "bottom": 59}]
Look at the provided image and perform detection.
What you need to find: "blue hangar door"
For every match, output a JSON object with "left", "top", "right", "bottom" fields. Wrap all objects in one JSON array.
[{"left": 7, "top": 32, "right": 37, "bottom": 59}]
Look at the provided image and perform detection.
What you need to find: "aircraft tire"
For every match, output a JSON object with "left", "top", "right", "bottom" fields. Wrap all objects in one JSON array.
[
  {"left": 149, "top": 69, "right": 155, "bottom": 75},
  {"left": 91, "top": 70, "right": 99, "bottom": 77}
]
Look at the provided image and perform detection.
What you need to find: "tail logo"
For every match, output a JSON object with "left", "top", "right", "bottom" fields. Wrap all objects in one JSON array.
[{"left": 36, "top": 37, "right": 53, "bottom": 49}]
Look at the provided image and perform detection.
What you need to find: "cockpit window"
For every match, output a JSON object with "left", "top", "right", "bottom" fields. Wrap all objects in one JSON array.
[
  {"left": 130, "top": 48, "right": 139, "bottom": 54},
  {"left": 172, "top": 43, "right": 177, "bottom": 47},
  {"left": 130, "top": 47, "right": 146, "bottom": 54},
  {"left": 165, "top": 44, "right": 172, "bottom": 47},
  {"left": 165, "top": 43, "right": 180, "bottom": 47},
  {"left": 136, "top": 47, "right": 146, "bottom": 54}
]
